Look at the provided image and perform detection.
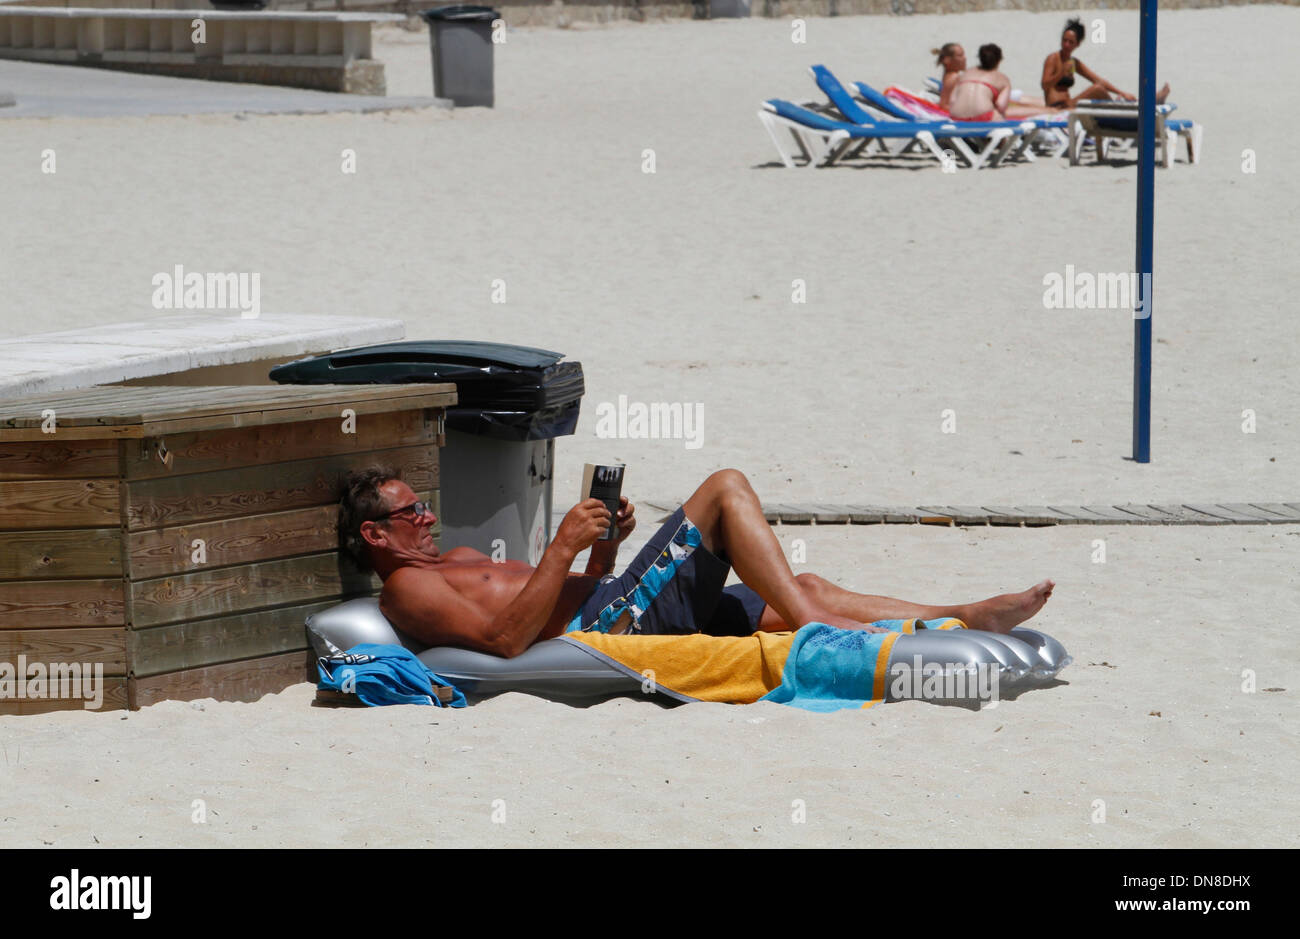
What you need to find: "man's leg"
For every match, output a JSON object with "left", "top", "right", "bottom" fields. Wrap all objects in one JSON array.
[
  {"left": 756, "top": 573, "right": 1054, "bottom": 634},
  {"left": 682, "top": 469, "right": 1054, "bottom": 635},
  {"left": 682, "top": 470, "right": 865, "bottom": 632}
]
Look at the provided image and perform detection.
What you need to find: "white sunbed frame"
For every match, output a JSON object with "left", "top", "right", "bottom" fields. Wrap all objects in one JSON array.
[
  {"left": 881, "top": 90, "right": 1081, "bottom": 163},
  {"left": 758, "top": 102, "right": 1028, "bottom": 171},
  {"left": 1068, "top": 101, "right": 1203, "bottom": 167},
  {"left": 863, "top": 85, "right": 1078, "bottom": 165}
]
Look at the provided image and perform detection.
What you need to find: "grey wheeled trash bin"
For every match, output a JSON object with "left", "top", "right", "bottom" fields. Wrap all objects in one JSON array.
[
  {"left": 269, "top": 341, "right": 583, "bottom": 566},
  {"left": 420, "top": 5, "right": 499, "bottom": 107}
]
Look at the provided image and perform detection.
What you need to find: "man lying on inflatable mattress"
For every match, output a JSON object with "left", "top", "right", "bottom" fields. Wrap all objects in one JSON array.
[{"left": 337, "top": 467, "right": 1054, "bottom": 658}]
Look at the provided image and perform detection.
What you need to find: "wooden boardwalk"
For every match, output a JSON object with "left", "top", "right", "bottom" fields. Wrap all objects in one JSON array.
[{"left": 647, "top": 501, "right": 1300, "bottom": 526}]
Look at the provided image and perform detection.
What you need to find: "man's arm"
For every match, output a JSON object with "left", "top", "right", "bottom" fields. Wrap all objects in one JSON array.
[{"left": 381, "top": 498, "right": 614, "bottom": 658}]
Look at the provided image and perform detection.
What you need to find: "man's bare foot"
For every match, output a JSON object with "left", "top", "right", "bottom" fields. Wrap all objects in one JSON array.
[
  {"left": 960, "top": 580, "right": 1055, "bottom": 633},
  {"left": 1156, "top": 82, "right": 1171, "bottom": 104}
]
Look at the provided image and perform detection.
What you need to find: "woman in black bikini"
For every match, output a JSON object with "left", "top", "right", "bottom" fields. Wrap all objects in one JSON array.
[{"left": 1042, "top": 17, "right": 1170, "bottom": 108}]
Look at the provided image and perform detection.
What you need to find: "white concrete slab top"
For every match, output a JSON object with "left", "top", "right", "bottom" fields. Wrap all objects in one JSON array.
[{"left": 0, "top": 312, "right": 406, "bottom": 397}]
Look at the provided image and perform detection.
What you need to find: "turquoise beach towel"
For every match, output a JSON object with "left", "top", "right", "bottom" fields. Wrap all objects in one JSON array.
[{"left": 759, "top": 619, "right": 964, "bottom": 712}]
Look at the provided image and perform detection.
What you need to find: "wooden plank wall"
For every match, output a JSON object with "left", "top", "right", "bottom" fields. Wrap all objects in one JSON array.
[
  {"left": 122, "top": 408, "right": 440, "bottom": 705},
  {"left": 1, "top": 406, "right": 441, "bottom": 713},
  {"left": 0, "top": 436, "right": 128, "bottom": 713}
]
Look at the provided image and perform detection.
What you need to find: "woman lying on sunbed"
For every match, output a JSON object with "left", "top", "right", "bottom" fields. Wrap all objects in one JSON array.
[
  {"left": 947, "top": 44, "right": 1049, "bottom": 121},
  {"left": 1043, "top": 17, "right": 1170, "bottom": 108}
]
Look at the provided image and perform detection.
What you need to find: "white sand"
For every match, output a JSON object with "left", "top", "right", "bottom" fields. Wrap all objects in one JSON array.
[
  {"left": 1, "top": 8, "right": 1297, "bottom": 847},
  {"left": 5, "top": 522, "right": 1295, "bottom": 848}
]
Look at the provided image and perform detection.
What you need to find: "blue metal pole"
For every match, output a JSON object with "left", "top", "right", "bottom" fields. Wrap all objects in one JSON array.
[{"left": 1133, "top": 0, "right": 1157, "bottom": 463}]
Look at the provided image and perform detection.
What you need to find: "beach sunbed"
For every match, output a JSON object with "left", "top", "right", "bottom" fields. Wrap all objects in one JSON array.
[
  {"left": 881, "top": 82, "right": 1071, "bottom": 160},
  {"left": 759, "top": 99, "right": 956, "bottom": 167},
  {"left": 1067, "top": 101, "right": 1203, "bottom": 167},
  {"left": 759, "top": 98, "right": 1013, "bottom": 169},
  {"left": 914, "top": 76, "right": 1203, "bottom": 165},
  {"left": 813, "top": 66, "right": 1031, "bottom": 169},
  {"left": 851, "top": 76, "right": 1075, "bottom": 162},
  {"left": 879, "top": 83, "right": 1073, "bottom": 161},
  {"left": 839, "top": 72, "right": 1059, "bottom": 169},
  {"left": 764, "top": 65, "right": 1029, "bottom": 169}
]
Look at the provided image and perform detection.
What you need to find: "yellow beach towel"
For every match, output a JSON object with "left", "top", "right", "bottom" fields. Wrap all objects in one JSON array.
[
  {"left": 559, "top": 617, "right": 965, "bottom": 708},
  {"left": 561, "top": 630, "right": 797, "bottom": 703}
]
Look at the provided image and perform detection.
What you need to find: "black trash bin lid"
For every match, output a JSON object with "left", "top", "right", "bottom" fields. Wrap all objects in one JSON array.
[
  {"left": 268, "top": 339, "right": 583, "bottom": 408},
  {"left": 320, "top": 340, "right": 564, "bottom": 371},
  {"left": 420, "top": 4, "right": 499, "bottom": 20}
]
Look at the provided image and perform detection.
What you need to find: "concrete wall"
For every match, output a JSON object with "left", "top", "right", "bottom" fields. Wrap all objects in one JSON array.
[
  {"left": 259, "top": 0, "right": 1296, "bottom": 28},
  {"left": 2, "top": 0, "right": 1291, "bottom": 27},
  {"left": 0, "top": 7, "right": 403, "bottom": 93}
]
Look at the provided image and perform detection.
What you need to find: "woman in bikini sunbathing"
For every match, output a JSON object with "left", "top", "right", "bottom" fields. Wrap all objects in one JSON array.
[
  {"left": 1043, "top": 17, "right": 1170, "bottom": 108},
  {"left": 936, "top": 41, "right": 1044, "bottom": 115},
  {"left": 947, "top": 44, "right": 1047, "bottom": 121}
]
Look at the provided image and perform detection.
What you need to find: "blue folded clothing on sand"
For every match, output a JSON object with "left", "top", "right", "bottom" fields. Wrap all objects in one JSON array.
[{"left": 317, "top": 643, "right": 467, "bottom": 708}]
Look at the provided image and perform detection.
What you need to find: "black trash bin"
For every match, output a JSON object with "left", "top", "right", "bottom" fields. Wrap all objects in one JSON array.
[
  {"left": 270, "top": 341, "right": 583, "bottom": 564},
  {"left": 420, "top": 5, "right": 499, "bottom": 108}
]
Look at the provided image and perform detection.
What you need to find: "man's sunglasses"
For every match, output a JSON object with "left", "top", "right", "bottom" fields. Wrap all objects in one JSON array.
[{"left": 372, "top": 500, "right": 435, "bottom": 522}]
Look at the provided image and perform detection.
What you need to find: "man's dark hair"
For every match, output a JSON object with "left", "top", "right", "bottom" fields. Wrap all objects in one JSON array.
[
  {"left": 978, "top": 43, "right": 1002, "bottom": 71},
  {"left": 338, "top": 465, "right": 400, "bottom": 573},
  {"left": 1064, "top": 17, "right": 1085, "bottom": 43}
]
